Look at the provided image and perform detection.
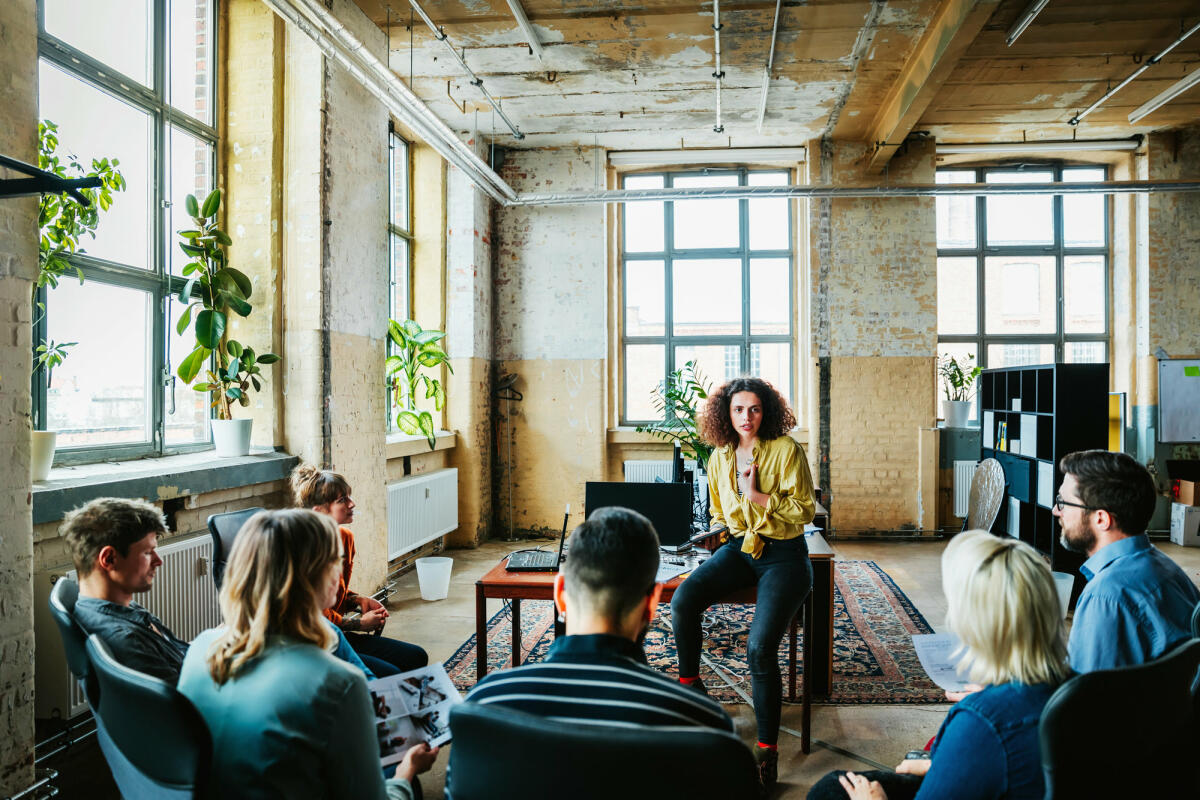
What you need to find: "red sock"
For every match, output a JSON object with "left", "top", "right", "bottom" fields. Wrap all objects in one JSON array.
[
  {"left": 756, "top": 742, "right": 778, "bottom": 751},
  {"left": 679, "top": 675, "right": 700, "bottom": 685}
]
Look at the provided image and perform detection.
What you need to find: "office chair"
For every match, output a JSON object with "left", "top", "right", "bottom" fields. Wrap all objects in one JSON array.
[
  {"left": 206, "top": 507, "right": 262, "bottom": 589},
  {"left": 1191, "top": 597, "right": 1200, "bottom": 638},
  {"left": 964, "top": 458, "right": 1004, "bottom": 533},
  {"left": 86, "top": 634, "right": 212, "bottom": 799},
  {"left": 1039, "top": 638, "right": 1200, "bottom": 799},
  {"left": 444, "top": 702, "right": 759, "bottom": 800}
]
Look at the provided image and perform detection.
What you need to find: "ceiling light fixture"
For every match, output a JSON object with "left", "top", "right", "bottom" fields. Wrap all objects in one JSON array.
[
  {"left": 756, "top": 0, "right": 783, "bottom": 133},
  {"left": 608, "top": 147, "right": 807, "bottom": 166},
  {"left": 1005, "top": 0, "right": 1050, "bottom": 47},
  {"left": 1129, "top": 67, "right": 1200, "bottom": 124},
  {"left": 712, "top": 0, "right": 725, "bottom": 134},
  {"left": 504, "top": 0, "right": 544, "bottom": 62},
  {"left": 937, "top": 138, "right": 1141, "bottom": 154}
]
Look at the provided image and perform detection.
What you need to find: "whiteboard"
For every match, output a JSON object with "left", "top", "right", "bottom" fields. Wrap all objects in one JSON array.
[{"left": 1159, "top": 359, "right": 1200, "bottom": 443}]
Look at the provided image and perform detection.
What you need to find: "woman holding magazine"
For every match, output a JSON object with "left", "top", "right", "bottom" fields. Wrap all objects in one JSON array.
[{"left": 178, "top": 509, "right": 438, "bottom": 799}]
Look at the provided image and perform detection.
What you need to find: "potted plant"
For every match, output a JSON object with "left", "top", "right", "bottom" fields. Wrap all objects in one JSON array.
[
  {"left": 175, "top": 189, "right": 279, "bottom": 456},
  {"left": 635, "top": 360, "right": 714, "bottom": 472},
  {"left": 32, "top": 119, "right": 126, "bottom": 479},
  {"left": 939, "top": 353, "right": 982, "bottom": 429},
  {"left": 386, "top": 318, "right": 452, "bottom": 449}
]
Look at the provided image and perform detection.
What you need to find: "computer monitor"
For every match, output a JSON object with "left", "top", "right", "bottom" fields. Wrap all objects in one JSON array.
[{"left": 584, "top": 481, "right": 694, "bottom": 550}]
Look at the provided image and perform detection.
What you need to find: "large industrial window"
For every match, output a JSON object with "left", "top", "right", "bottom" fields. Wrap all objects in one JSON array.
[
  {"left": 34, "top": 0, "right": 218, "bottom": 463},
  {"left": 386, "top": 130, "right": 412, "bottom": 429},
  {"left": 936, "top": 165, "right": 1109, "bottom": 418},
  {"left": 620, "top": 168, "right": 794, "bottom": 424}
]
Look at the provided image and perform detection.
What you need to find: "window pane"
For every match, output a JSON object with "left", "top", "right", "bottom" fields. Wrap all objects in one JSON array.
[
  {"left": 984, "top": 256, "right": 1056, "bottom": 334},
  {"left": 673, "top": 259, "right": 741, "bottom": 336},
  {"left": 1064, "top": 256, "right": 1105, "bottom": 333},
  {"left": 749, "top": 258, "right": 789, "bottom": 335},
  {"left": 936, "top": 170, "right": 977, "bottom": 248},
  {"left": 168, "top": 127, "right": 214, "bottom": 275},
  {"left": 46, "top": 281, "right": 151, "bottom": 447},
  {"left": 625, "top": 260, "right": 664, "bottom": 336},
  {"left": 937, "top": 343, "right": 980, "bottom": 420},
  {"left": 165, "top": 298, "right": 210, "bottom": 445},
  {"left": 1063, "top": 168, "right": 1106, "bottom": 248},
  {"left": 750, "top": 342, "right": 791, "bottom": 408},
  {"left": 986, "top": 343, "right": 1055, "bottom": 369},
  {"left": 985, "top": 171, "right": 1054, "bottom": 246},
  {"left": 673, "top": 174, "right": 739, "bottom": 250},
  {"left": 625, "top": 344, "right": 664, "bottom": 421},
  {"left": 391, "top": 136, "right": 410, "bottom": 231},
  {"left": 674, "top": 345, "right": 740, "bottom": 391},
  {"left": 748, "top": 171, "right": 789, "bottom": 251},
  {"left": 623, "top": 174, "right": 664, "bottom": 252},
  {"left": 170, "top": 0, "right": 214, "bottom": 124},
  {"left": 44, "top": 0, "right": 152, "bottom": 84},
  {"left": 1065, "top": 341, "right": 1106, "bottom": 363},
  {"left": 391, "top": 235, "right": 409, "bottom": 321},
  {"left": 937, "top": 256, "right": 977, "bottom": 335},
  {"left": 40, "top": 60, "right": 152, "bottom": 269}
]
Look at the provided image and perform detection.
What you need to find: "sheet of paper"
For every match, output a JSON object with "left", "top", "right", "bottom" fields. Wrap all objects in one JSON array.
[
  {"left": 911, "top": 632, "right": 972, "bottom": 693},
  {"left": 368, "top": 662, "right": 463, "bottom": 765},
  {"left": 804, "top": 523, "right": 821, "bottom": 533}
]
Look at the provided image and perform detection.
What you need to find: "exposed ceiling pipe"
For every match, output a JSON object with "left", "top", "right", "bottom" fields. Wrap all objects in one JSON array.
[
  {"left": 505, "top": 0, "right": 545, "bottom": 62},
  {"left": 259, "top": 0, "right": 517, "bottom": 203},
  {"left": 712, "top": 0, "right": 725, "bottom": 134},
  {"left": 1005, "top": 0, "right": 1049, "bottom": 47},
  {"left": 756, "top": 0, "right": 783, "bottom": 133},
  {"left": 404, "top": 0, "right": 525, "bottom": 139},
  {"left": 1069, "top": 18, "right": 1200, "bottom": 126},
  {"left": 938, "top": 137, "right": 1141, "bottom": 154},
  {"left": 1129, "top": 67, "right": 1200, "bottom": 123}
]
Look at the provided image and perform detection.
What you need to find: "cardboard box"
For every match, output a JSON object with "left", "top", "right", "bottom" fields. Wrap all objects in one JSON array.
[
  {"left": 1167, "top": 460, "right": 1200, "bottom": 507},
  {"left": 1173, "top": 479, "right": 1198, "bottom": 507},
  {"left": 1170, "top": 503, "right": 1200, "bottom": 547}
]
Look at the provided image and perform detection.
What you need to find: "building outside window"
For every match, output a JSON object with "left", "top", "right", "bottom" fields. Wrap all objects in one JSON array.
[
  {"left": 936, "top": 165, "right": 1109, "bottom": 419},
  {"left": 386, "top": 130, "right": 412, "bottom": 429},
  {"left": 35, "top": 0, "right": 217, "bottom": 463}
]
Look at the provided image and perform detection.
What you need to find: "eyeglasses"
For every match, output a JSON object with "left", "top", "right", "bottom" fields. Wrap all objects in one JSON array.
[{"left": 1054, "top": 494, "right": 1101, "bottom": 512}]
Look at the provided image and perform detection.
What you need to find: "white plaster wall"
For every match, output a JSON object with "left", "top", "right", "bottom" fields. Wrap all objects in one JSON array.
[{"left": 446, "top": 154, "right": 493, "bottom": 360}]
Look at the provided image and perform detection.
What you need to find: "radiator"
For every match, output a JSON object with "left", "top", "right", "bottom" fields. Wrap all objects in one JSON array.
[
  {"left": 623, "top": 459, "right": 697, "bottom": 482},
  {"left": 387, "top": 468, "right": 459, "bottom": 559},
  {"left": 34, "top": 533, "right": 220, "bottom": 720},
  {"left": 953, "top": 460, "right": 979, "bottom": 518}
]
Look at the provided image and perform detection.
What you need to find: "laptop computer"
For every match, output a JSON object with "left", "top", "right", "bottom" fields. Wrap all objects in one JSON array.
[
  {"left": 584, "top": 481, "right": 694, "bottom": 553},
  {"left": 506, "top": 506, "right": 570, "bottom": 572}
]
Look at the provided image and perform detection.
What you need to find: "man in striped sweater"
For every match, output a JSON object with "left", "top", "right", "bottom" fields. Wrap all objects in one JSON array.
[{"left": 466, "top": 506, "right": 732, "bottom": 732}]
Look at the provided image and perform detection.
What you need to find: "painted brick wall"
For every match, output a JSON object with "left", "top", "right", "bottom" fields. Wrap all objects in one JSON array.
[{"left": 1146, "top": 126, "right": 1200, "bottom": 356}]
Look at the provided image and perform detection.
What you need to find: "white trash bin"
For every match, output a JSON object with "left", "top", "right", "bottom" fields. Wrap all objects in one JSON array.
[
  {"left": 415, "top": 557, "right": 453, "bottom": 601},
  {"left": 1051, "top": 571, "right": 1074, "bottom": 619}
]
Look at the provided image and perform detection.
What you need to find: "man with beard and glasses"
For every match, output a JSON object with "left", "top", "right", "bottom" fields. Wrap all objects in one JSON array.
[
  {"left": 465, "top": 507, "right": 732, "bottom": 732},
  {"left": 1054, "top": 450, "right": 1200, "bottom": 673}
]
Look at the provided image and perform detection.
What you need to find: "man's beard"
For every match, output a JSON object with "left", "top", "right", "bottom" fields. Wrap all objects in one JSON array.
[{"left": 1059, "top": 519, "right": 1097, "bottom": 554}]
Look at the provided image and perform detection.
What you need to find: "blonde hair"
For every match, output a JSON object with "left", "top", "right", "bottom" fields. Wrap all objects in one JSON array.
[
  {"left": 206, "top": 509, "right": 339, "bottom": 685},
  {"left": 942, "top": 530, "right": 1070, "bottom": 688},
  {"left": 290, "top": 463, "right": 352, "bottom": 509}
]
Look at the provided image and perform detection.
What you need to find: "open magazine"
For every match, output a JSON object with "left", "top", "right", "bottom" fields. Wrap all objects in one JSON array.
[{"left": 368, "top": 663, "right": 463, "bottom": 766}]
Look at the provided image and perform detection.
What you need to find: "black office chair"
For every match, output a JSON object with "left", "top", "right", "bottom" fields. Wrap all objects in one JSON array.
[
  {"left": 207, "top": 506, "right": 263, "bottom": 588},
  {"left": 86, "top": 634, "right": 212, "bottom": 798},
  {"left": 1039, "top": 638, "right": 1200, "bottom": 799},
  {"left": 445, "top": 702, "right": 759, "bottom": 800},
  {"left": 1191, "top": 597, "right": 1200, "bottom": 638}
]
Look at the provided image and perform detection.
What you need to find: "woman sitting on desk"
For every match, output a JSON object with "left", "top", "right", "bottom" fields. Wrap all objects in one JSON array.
[{"left": 671, "top": 376, "right": 816, "bottom": 791}]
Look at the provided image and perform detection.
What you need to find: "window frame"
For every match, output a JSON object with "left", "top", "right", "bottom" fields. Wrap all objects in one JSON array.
[
  {"left": 34, "top": 0, "right": 220, "bottom": 464},
  {"left": 386, "top": 128, "right": 414, "bottom": 430},
  {"left": 619, "top": 167, "right": 795, "bottom": 426}
]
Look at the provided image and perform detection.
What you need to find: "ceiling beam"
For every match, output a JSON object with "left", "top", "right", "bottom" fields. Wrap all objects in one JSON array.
[{"left": 863, "top": 0, "right": 1001, "bottom": 172}]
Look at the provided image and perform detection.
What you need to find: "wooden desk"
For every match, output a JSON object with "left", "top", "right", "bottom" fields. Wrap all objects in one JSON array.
[{"left": 474, "top": 532, "right": 835, "bottom": 752}]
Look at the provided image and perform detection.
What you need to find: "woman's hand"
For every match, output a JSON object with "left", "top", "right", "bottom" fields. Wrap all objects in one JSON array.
[
  {"left": 944, "top": 683, "right": 983, "bottom": 703},
  {"left": 396, "top": 742, "right": 439, "bottom": 783},
  {"left": 895, "top": 759, "right": 932, "bottom": 776},
  {"left": 360, "top": 607, "right": 388, "bottom": 632},
  {"left": 359, "top": 595, "right": 387, "bottom": 614},
  {"left": 838, "top": 772, "right": 888, "bottom": 800},
  {"left": 740, "top": 463, "right": 770, "bottom": 508}
]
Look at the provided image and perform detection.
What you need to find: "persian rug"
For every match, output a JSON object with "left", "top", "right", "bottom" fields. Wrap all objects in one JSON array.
[{"left": 444, "top": 560, "right": 946, "bottom": 705}]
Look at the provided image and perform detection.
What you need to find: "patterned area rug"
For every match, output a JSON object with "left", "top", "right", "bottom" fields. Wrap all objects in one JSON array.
[{"left": 444, "top": 560, "right": 946, "bottom": 705}]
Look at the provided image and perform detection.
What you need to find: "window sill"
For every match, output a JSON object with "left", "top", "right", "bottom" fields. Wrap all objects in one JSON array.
[
  {"left": 607, "top": 427, "right": 811, "bottom": 445},
  {"left": 32, "top": 448, "right": 299, "bottom": 525},
  {"left": 385, "top": 430, "right": 457, "bottom": 460}
]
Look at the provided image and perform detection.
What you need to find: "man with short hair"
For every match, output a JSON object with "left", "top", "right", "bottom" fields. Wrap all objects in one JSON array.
[
  {"left": 62, "top": 497, "right": 189, "bottom": 684},
  {"left": 1054, "top": 449, "right": 1200, "bottom": 672},
  {"left": 466, "top": 507, "right": 732, "bottom": 732}
]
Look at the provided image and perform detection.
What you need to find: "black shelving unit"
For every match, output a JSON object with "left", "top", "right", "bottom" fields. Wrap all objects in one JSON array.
[{"left": 979, "top": 363, "right": 1109, "bottom": 598}]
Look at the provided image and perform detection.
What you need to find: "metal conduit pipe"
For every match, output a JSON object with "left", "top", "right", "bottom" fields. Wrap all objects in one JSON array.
[
  {"left": 405, "top": 0, "right": 525, "bottom": 139},
  {"left": 1069, "top": 18, "right": 1200, "bottom": 126},
  {"left": 712, "top": 0, "right": 724, "bottom": 134},
  {"left": 505, "top": 0, "right": 545, "bottom": 62},
  {"left": 260, "top": 0, "right": 517, "bottom": 204}
]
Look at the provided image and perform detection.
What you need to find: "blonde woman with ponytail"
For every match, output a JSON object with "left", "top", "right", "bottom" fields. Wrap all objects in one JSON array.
[{"left": 178, "top": 509, "right": 438, "bottom": 799}]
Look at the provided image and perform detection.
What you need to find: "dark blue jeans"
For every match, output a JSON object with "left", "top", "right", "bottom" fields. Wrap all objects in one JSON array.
[
  {"left": 345, "top": 632, "right": 428, "bottom": 676},
  {"left": 671, "top": 536, "right": 812, "bottom": 744}
]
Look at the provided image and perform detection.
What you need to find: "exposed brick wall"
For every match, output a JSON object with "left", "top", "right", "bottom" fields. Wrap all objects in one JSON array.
[{"left": 1146, "top": 126, "right": 1200, "bottom": 357}]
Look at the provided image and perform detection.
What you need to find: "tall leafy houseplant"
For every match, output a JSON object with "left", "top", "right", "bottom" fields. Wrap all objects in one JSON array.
[
  {"left": 386, "top": 319, "right": 451, "bottom": 448},
  {"left": 940, "top": 354, "right": 982, "bottom": 428},
  {"left": 175, "top": 189, "right": 279, "bottom": 454},
  {"left": 636, "top": 360, "right": 714, "bottom": 471}
]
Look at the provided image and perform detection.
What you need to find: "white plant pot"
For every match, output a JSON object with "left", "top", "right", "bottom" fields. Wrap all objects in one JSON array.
[
  {"left": 943, "top": 400, "right": 973, "bottom": 429},
  {"left": 31, "top": 431, "right": 57, "bottom": 482},
  {"left": 211, "top": 418, "right": 253, "bottom": 457}
]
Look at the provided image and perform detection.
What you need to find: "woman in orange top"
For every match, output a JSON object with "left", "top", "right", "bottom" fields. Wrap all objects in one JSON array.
[{"left": 291, "top": 464, "right": 428, "bottom": 676}]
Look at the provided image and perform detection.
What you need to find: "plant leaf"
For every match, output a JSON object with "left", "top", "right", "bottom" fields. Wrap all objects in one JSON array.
[
  {"left": 396, "top": 410, "right": 422, "bottom": 436},
  {"left": 195, "top": 309, "right": 226, "bottom": 349},
  {"left": 175, "top": 303, "right": 193, "bottom": 335},
  {"left": 226, "top": 339, "right": 243, "bottom": 358},
  {"left": 201, "top": 188, "right": 221, "bottom": 218},
  {"left": 256, "top": 353, "right": 280, "bottom": 364},
  {"left": 221, "top": 267, "right": 253, "bottom": 298},
  {"left": 418, "top": 412, "right": 436, "bottom": 448},
  {"left": 184, "top": 194, "right": 199, "bottom": 216},
  {"left": 177, "top": 346, "right": 210, "bottom": 383}
]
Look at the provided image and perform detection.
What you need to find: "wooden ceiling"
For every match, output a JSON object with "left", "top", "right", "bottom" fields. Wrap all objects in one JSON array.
[{"left": 350, "top": 0, "right": 1200, "bottom": 155}]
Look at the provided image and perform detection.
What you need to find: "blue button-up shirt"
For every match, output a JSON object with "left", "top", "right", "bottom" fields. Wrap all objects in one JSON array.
[{"left": 1068, "top": 534, "right": 1200, "bottom": 673}]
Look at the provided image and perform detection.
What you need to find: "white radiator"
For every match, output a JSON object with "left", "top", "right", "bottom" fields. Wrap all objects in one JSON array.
[
  {"left": 387, "top": 468, "right": 459, "bottom": 559},
  {"left": 954, "top": 460, "right": 979, "bottom": 518},
  {"left": 623, "top": 459, "right": 697, "bottom": 482},
  {"left": 34, "top": 533, "right": 220, "bottom": 720}
]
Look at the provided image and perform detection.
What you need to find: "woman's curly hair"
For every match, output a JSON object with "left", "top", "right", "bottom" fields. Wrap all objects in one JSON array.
[{"left": 698, "top": 377, "right": 796, "bottom": 448}]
